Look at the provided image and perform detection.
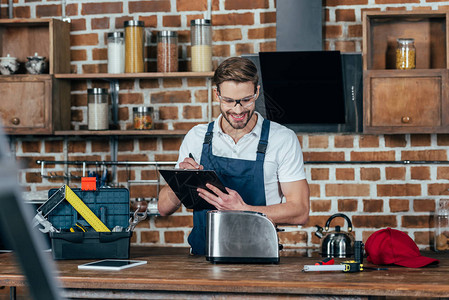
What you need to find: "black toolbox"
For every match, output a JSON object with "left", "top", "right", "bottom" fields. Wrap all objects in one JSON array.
[{"left": 47, "top": 188, "right": 131, "bottom": 260}]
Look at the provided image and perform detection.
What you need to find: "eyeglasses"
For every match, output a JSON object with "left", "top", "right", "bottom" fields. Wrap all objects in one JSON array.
[{"left": 217, "top": 92, "right": 257, "bottom": 108}]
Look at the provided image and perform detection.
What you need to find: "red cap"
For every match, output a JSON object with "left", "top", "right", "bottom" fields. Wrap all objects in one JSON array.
[{"left": 365, "top": 228, "right": 439, "bottom": 268}]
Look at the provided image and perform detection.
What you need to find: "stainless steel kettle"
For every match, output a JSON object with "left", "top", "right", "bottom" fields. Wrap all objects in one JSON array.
[{"left": 315, "top": 213, "right": 355, "bottom": 258}]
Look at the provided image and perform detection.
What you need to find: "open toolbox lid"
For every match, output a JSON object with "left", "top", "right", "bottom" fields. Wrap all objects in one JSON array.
[{"left": 47, "top": 188, "right": 129, "bottom": 231}]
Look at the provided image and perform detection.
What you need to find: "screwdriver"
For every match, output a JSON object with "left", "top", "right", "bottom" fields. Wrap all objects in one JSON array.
[{"left": 315, "top": 257, "right": 334, "bottom": 265}]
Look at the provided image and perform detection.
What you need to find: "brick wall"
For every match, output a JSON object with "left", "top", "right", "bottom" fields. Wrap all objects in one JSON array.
[{"left": 3, "top": 0, "right": 449, "bottom": 250}]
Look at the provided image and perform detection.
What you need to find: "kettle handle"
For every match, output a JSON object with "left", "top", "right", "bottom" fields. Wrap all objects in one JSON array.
[{"left": 324, "top": 213, "right": 353, "bottom": 232}]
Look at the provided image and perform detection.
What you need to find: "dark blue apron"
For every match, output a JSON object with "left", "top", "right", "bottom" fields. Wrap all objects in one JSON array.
[{"left": 187, "top": 118, "right": 270, "bottom": 255}]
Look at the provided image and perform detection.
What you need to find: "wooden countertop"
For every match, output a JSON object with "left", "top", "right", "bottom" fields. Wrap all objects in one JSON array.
[{"left": 1, "top": 247, "right": 448, "bottom": 298}]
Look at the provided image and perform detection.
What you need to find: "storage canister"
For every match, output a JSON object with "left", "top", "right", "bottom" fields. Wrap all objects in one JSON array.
[
  {"left": 124, "top": 20, "right": 145, "bottom": 73},
  {"left": 157, "top": 31, "right": 178, "bottom": 72},
  {"left": 190, "top": 19, "right": 212, "bottom": 72},
  {"left": 133, "top": 107, "right": 153, "bottom": 130},
  {"left": 396, "top": 38, "right": 416, "bottom": 70},
  {"left": 435, "top": 199, "right": 449, "bottom": 251},
  {"left": 0, "top": 54, "right": 19, "bottom": 75},
  {"left": 88, "top": 88, "right": 109, "bottom": 130},
  {"left": 107, "top": 32, "right": 125, "bottom": 74}
]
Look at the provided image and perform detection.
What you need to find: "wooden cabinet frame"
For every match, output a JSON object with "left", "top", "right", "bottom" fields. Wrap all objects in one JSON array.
[
  {"left": 0, "top": 18, "right": 70, "bottom": 135},
  {"left": 363, "top": 11, "right": 449, "bottom": 133}
]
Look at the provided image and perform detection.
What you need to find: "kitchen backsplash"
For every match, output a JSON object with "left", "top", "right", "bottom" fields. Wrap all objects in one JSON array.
[{"left": 4, "top": 0, "right": 449, "bottom": 251}]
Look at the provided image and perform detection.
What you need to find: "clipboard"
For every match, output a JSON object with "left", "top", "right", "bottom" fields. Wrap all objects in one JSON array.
[{"left": 159, "top": 169, "right": 227, "bottom": 210}]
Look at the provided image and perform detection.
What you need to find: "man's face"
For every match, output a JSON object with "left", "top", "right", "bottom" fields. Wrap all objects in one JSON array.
[{"left": 217, "top": 81, "right": 258, "bottom": 130}]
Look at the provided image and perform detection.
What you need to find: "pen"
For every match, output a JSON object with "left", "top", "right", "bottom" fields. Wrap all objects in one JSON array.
[
  {"left": 189, "top": 153, "right": 201, "bottom": 170},
  {"left": 189, "top": 153, "right": 195, "bottom": 161}
]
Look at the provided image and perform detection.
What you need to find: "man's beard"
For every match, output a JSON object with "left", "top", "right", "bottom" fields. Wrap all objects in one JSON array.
[{"left": 220, "top": 106, "right": 255, "bottom": 130}]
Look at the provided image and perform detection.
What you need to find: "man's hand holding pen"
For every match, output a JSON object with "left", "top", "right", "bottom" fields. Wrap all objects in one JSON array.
[
  {"left": 179, "top": 153, "right": 203, "bottom": 170},
  {"left": 179, "top": 152, "right": 245, "bottom": 210}
]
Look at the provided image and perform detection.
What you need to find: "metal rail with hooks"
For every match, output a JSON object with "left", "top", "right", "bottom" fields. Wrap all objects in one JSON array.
[
  {"left": 36, "top": 159, "right": 449, "bottom": 179},
  {"left": 304, "top": 160, "right": 449, "bottom": 165},
  {"left": 37, "top": 160, "right": 177, "bottom": 175},
  {"left": 36, "top": 160, "right": 177, "bottom": 193},
  {"left": 36, "top": 158, "right": 449, "bottom": 185}
]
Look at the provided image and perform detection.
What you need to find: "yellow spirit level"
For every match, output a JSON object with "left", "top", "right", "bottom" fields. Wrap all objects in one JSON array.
[{"left": 64, "top": 185, "right": 110, "bottom": 232}]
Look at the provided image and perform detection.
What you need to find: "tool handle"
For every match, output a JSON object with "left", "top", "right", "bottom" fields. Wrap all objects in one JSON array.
[
  {"left": 354, "top": 241, "right": 364, "bottom": 263},
  {"left": 315, "top": 257, "right": 334, "bottom": 265}
]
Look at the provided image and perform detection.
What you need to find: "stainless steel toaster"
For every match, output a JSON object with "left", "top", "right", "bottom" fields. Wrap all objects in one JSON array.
[{"left": 206, "top": 210, "right": 280, "bottom": 263}]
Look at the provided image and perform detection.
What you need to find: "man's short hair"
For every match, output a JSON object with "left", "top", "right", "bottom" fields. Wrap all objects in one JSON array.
[{"left": 213, "top": 57, "right": 259, "bottom": 93}]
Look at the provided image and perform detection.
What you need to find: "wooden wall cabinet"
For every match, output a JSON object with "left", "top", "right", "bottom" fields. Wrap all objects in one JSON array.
[
  {"left": 0, "top": 18, "right": 71, "bottom": 134},
  {"left": 363, "top": 11, "right": 449, "bottom": 134},
  {"left": 0, "top": 75, "right": 70, "bottom": 134}
]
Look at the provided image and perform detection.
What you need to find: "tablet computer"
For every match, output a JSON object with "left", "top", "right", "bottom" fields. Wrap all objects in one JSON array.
[
  {"left": 78, "top": 259, "right": 147, "bottom": 271},
  {"left": 159, "top": 169, "right": 227, "bottom": 210}
]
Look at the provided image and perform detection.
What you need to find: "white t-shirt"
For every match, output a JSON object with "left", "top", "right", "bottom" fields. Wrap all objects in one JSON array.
[{"left": 175, "top": 112, "right": 306, "bottom": 205}]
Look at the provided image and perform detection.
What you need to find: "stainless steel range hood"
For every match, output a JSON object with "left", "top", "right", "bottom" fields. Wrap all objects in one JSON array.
[{"left": 276, "top": 0, "right": 323, "bottom": 51}]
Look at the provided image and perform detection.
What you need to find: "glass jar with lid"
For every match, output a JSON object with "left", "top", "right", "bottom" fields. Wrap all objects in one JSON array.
[
  {"left": 107, "top": 32, "right": 125, "bottom": 74},
  {"left": 157, "top": 31, "right": 178, "bottom": 72},
  {"left": 435, "top": 199, "right": 449, "bottom": 251},
  {"left": 133, "top": 106, "right": 154, "bottom": 130},
  {"left": 190, "top": 19, "right": 212, "bottom": 72},
  {"left": 124, "top": 20, "right": 145, "bottom": 73},
  {"left": 88, "top": 88, "right": 109, "bottom": 130},
  {"left": 396, "top": 38, "right": 416, "bottom": 70}
]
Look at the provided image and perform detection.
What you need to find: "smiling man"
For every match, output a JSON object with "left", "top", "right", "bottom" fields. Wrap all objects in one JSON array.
[{"left": 158, "top": 57, "right": 310, "bottom": 255}]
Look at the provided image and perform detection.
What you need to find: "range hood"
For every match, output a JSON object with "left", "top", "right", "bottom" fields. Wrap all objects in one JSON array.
[{"left": 276, "top": 0, "right": 323, "bottom": 51}]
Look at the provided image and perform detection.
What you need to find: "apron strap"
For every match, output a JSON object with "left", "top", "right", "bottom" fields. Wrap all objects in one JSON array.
[
  {"left": 203, "top": 121, "right": 214, "bottom": 145},
  {"left": 256, "top": 119, "right": 270, "bottom": 161}
]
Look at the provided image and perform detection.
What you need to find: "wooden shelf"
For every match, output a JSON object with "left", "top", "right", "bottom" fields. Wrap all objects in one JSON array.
[
  {"left": 363, "top": 11, "right": 448, "bottom": 70},
  {"left": 53, "top": 129, "right": 188, "bottom": 136},
  {"left": 0, "top": 18, "right": 56, "bottom": 25},
  {"left": 0, "top": 18, "right": 71, "bottom": 135},
  {"left": 54, "top": 72, "right": 214, "bottom": 80},
  {"left": 362, "top": 11, "right": 449, "bottom": 134}
]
